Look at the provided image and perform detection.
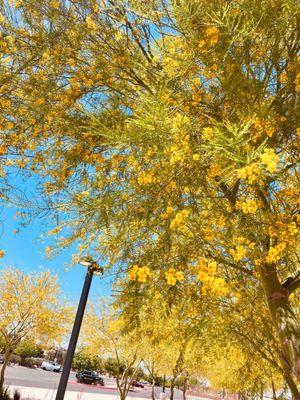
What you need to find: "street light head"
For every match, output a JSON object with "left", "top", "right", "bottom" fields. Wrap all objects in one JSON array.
[
  {"left": 79, "top": 260, "right": 93, "bottom": 267},
  {"left": 79, "top": 256, "right": 95, "bottom": 267},
  {"left": 78, "top": 257, "right": 104, "bottom": 275}
]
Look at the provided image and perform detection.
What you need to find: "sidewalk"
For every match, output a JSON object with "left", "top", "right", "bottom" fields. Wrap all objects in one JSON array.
[{"left": 9, "top": 386, "right": 144, "bottom": 400}]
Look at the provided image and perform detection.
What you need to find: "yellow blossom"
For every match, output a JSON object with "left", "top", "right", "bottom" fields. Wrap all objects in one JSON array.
[
  {"left": 236, "top": 199, "right": 259, "bottom": 214},
  {"left": 202, "top": 126, "right": 214, "bottom": 140},
  {"left": 237, "top": 163, "right": 260, "bottom": 184},
  {"left": 137, "top": 171, "right": 156, "bottom": 185},
  {"left": 266, "top": 242, "right": 286, "bottom": 263},
  {"left": 170, "top": 209, "right": 190, "bottom": 231},
  {"left": 86, "top": 16, "right": 98, "bottom": 31},
  {"left": 260, "top": 148, "right": 279, "bottom": 173},
  {"left": 229, "top": 245, "right": 246, "bottom": 261},
  {"left": 294, "top": 72, "right": 300, "bottom": 92}
]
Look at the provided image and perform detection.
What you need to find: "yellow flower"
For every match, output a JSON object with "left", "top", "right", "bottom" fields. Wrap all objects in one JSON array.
[
  {"left": 137, "top": 171, "right": 156, "bottom": 185},
  {"left": 86, "top": 16, "right": 98, "bottom": 31},
  {"left": 193, "top": 153, "right": 200, "bottom": 161},
  {"left": 137, "top": 267, "right": 151, "bottom": 283},
  {"left": 237, "top": 163, "right": 260, "bottom": 184},
  {"left": 294, "top": 72, "right": 300, "bottom": 92},
  {"left": 170, "top": 209, "right": 190, "bottom": 231},
  {"left": 128, "top": 265, "right": 139, "bottom": 281},
  {"left": 236, "top": 199, "right": 259, "bottom": 214},
  {"left": 260, "top": 148, "right": 279, "bottom": 173},
  {"left": 230, "top": 245, "right": 246, "bottom": 261},
  {"left": 165, "top": 268, "right": 184, "bottom": 285},
  {"left": 205, "top": 27, "right": 219, "bottom": 46},
  {"left": 129, "top": 265, "right": 151, "bottom": 283},
  {"left": 266, "top": 243, "right": 286, "bottom": 263},
  {"left": 202, "top": 127, "right": 214, "bottom": 140},
  {"left": 176, "top": 271, "right": 185, "bottom": 282}
]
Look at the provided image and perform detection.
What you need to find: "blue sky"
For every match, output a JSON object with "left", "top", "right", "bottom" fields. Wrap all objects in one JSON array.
[{"left": 0, "top": 197, "right": 112, "bottom": 304}]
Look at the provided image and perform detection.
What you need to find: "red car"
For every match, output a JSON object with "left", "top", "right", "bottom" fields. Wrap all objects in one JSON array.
[{"left": 131, "top": 380, "right": 144, "bottom": 388}]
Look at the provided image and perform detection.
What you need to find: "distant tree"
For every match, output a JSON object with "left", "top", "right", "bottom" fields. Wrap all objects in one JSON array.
[
  {"left": 15, "top": 339, "right": 44, "bottom": 364},
  {"left": 104, "top": 357, "right": 126, "bottom": 377},
  {"left": 0, "top": 268, "right": 68, "bottom": 391},
  {"left": 81, "top": 310, "right": 143, "bottom": 400},
  {"left": 73, "top": 347, "right": 102, "bottom": 372}
]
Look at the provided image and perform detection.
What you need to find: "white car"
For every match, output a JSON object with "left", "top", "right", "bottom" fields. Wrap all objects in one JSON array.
[{"left": 41, "top": 361, "right": 61, "bottom": 372}]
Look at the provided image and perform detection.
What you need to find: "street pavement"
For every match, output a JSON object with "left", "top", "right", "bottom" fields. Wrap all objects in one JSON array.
[{"left": 4, "top": 365, "right": 182, "bottom": 399}]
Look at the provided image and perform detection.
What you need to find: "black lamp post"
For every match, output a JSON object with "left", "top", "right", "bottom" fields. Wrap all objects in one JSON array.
[{"left": 55, "top": 258, "right": 103, "bottom": 400}]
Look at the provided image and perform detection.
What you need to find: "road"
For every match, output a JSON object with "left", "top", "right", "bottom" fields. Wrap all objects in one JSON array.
[{"left": 4, "top": 366, "right": 182, "bottom": 399}]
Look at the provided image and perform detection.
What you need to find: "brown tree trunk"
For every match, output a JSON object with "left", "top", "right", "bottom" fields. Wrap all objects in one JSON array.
[
  {"left": 0, "top": 348, "right": 11, "bottom": 391},
  {"left": 182, "top": 379, "right": 188, "bottom": 400},
  {"left": 260, "top": 264, "right": 300, "bottom": 398},
  {"left": 271, "top": 380, "right": 277, "bottom": 400},
  {"left": 162, "top": 375, "right": 166, "bottom": 393},
  {"left": 170, "top": 378, "right": 175, "bottom": 400},
  {"left": 151, "top": 378, "right": 156, "bottom": 400}
]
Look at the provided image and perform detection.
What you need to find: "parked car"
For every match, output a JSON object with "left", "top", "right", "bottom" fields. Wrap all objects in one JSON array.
[
  {"left": 76, "top": 370, "right": 104, "bottom": 385},
  {"left": 0, "top": 355, "right": 4, "bottom": 364},
  {"left": 41, "top": 361, "right": 61, "bottom": 372},
  {"left": 131, "top": 380, "right": 144, "bottom": 388}
]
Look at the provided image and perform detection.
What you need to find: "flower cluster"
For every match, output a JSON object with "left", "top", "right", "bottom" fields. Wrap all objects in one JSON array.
[
  {"left": 237, "top": 163, "right": 260, "bottom": 184},
  {"left": 295, "top": 72, "right": 300, "bottom": 92},
  {"left": 253, "top": 117, "right": 275, "bottom": 140},
  {"left": 161, "top": 206, "right": 174, "bottom": 219},
  {"left": 260, "top": 148, "right": 278, "bottom": 173},
  {"left": 199, "top": 27, "right": 219, "bottom": 48},
  {"left": 201, "top": 277, "right": 228, "bottom": 297},
  {"left": 266, "top": 243, "right": 286, "bottom": 264},
  {"left": 137, "top": 171, "right": 156, "bottom": 186},
  {"left": 165, "top": 268, "right": 185, "bottom": 285},
  {"left": 170, "top": 209, "right": 190, "bottom": 231},
  {"left": 236, "top": 199, "right": 259, "bottom": 214},
  {"left": 229, "top": 245, "right": 246, "bottom": 261},
  {"left": 268, "top": 220, "right": 298, "bottom": 246},
  {"left": 202, "top": 126, "right": 214, "bottom": 140},
  {"left": 129, "top": 265, "right": 151, "bottom": 283},
  {"left": 196, "top": 259, "right": 217, "bottom": 281}
]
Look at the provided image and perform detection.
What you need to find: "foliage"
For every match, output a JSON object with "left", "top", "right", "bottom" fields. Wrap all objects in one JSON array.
[
  {"left": 0, "top": 0, "right": 299, "bottom": 395},
  {"left": 0, "top": 268, "right": 68, "bottom": 388},
  {"left": 104, "top": 357, "right": 125, "bottom": 377},
  {"left": 73, "top": 347, "right": 102, "bottom": 372},
  {"left": 15, "top": 340, "right": 43, "bottom": 360},
  {"left": 80, "top": 308, "right": 143, "bottom": 400}
]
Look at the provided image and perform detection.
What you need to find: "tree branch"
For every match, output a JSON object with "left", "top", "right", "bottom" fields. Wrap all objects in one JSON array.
[{"left": 282, "top": 270, "right": 300, "bottom": 294}]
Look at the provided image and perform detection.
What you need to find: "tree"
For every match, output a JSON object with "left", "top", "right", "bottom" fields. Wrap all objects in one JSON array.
[
  {"left": 104, "top": 357, "right": 126, "bottom": 378},
  {"left": 117, "top": 282, "right": 209, "bottom": 400},
  {"left": 81, "top": 309, "right": 143, "bottom": 400},
  {"left": 73, "top": 347, "right": 102, "bottom": 372},
  {"left": 15, "top": 338, "right": 44, "bottom": 365},
  {"left": 0, "top": 268, "right": 67, "bottom": 390},
  {"left": 1, "top": 0, "right": 299, "bottom": 395}
]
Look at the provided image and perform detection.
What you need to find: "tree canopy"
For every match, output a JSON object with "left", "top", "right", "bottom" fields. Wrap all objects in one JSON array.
[{"left": 0, "top": 0, "right": 299, "bottom": 396}]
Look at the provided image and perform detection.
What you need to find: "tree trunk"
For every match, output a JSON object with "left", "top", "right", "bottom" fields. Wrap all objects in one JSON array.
[
  {"left": 151, "top": 378, "right": 156, "bottom": 400},
  {"left": 182, "top": 379, "right": 188, "bottom": 400},
  {"left": 282, "top": 369, "right": 300, "bottom": 400},
  {"left": 162, "top": 375, "right": 166, "bottom": 393},
  {"left": 260, "top": 383, "right": 264, "bottom": 400},
  {"left": 0, "top": 348, "right": 11, "bottom": 391},
  {"left": 271, "top": 380, "right": 277, "bottom": 400},
  {"left": 260, "top": 264, "right": 300, "bottom": 393},
  {"left": 170, "top": 378, "right": 175, "bottom": 400}
]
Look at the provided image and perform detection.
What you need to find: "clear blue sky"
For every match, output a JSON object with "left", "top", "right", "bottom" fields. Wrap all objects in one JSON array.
[{"left": 0, "top": 181, "right": 113, "bottom": 303}]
